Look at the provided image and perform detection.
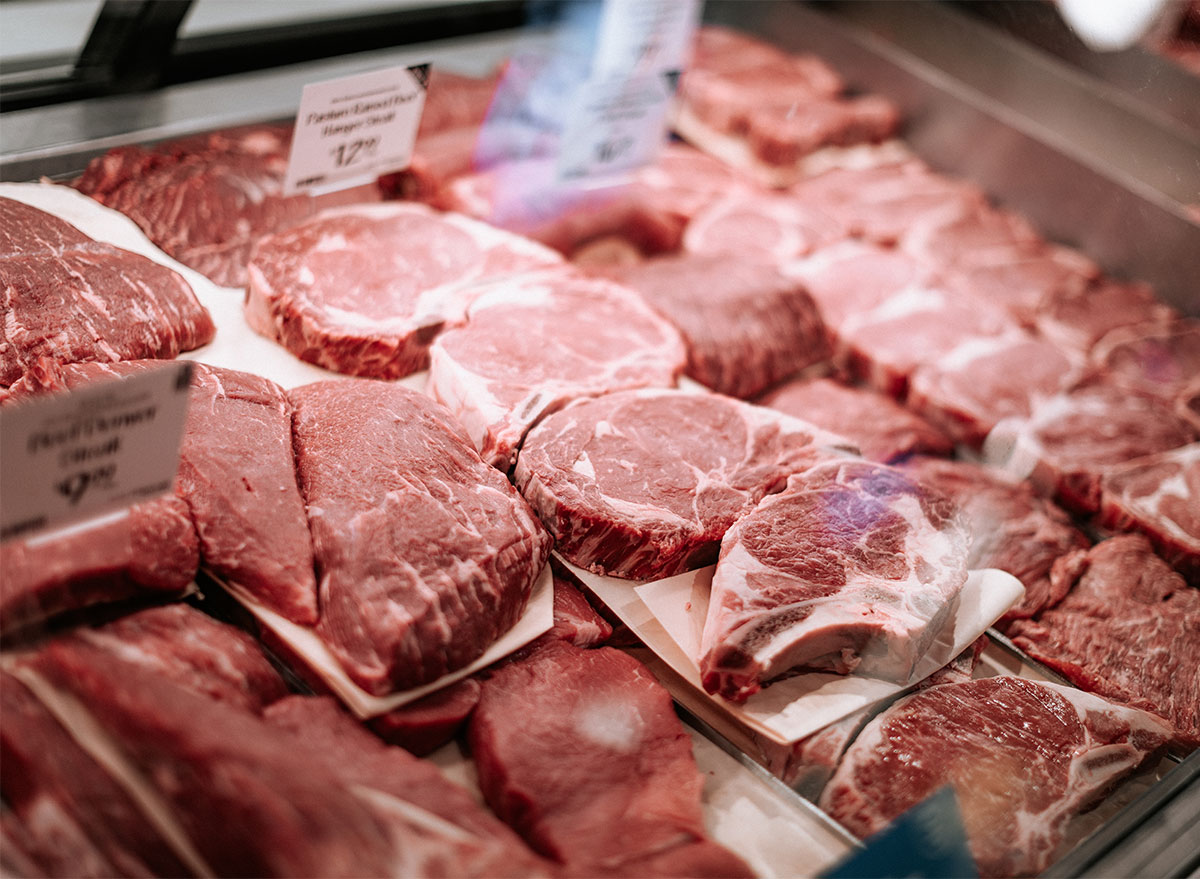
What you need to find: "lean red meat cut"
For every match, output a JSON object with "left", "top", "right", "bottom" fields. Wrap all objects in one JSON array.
[
  {"left": 820, "top": 676, "right": 1174, "bottom": 877},
  {"left": 244, "top": 202, "right": 562, "bottom": 378},
  {"left": 0, "top": 496, "right": 198, "bottom": 636},
  {"left": 513, "top": 388, "right": 851, "bottom": 580},
  {"left": 899, "top": 456, "right": 1089, "bottom": 623},
  {"left": 699, "top": 459, "right": 970, "bottom": 701},
  {"left": 73, "top": 122, "right": 380, "bottom": 287},
  {"left": 1092, "top": 319, "right": 1200, "bottom": 403},
  {"left": 427, "top": 270, "right": 686, "bottom": 470},
  {"left": 1008, "top": 535, "right": 1200, "bottom": 747},
  {"left": 759, "top": 377, "right": 953, "bottom": 463},
  {"left": 607, "top": 253, "right": 831, "bottom": 399},
  {"left": 468, "top": 638, "right": 753, "bottom": 878},
  {"left": 990, "top": 382, "right": 1196, "bottom": 514},
  {"left": 0, "top": 197, "right": 215, "bottom": 385},
  {"left": 906, "top": 330, "right": 1078, "bottom": 447},
  {"left": 8, "top": 358, "right": 318, "bottom": 625},
  {"left": 1099, "top": 444, "right": 1199, "bottom": 582},
  {"left": 289, "top": 380, "right": 551, "bottom": 695}
]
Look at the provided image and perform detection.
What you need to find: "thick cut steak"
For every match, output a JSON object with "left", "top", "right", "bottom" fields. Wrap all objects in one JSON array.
[
  {"left": 289, "top": 380, "right": 552, "bottom": 695},
  {"left": 0, "top": 496, "right": 198, "bottom": 636},
  {"left": 428, "top": 270, "right": 686, "bottom": 470},
  {"left": 1099, "top": 444, "right": 1199, "bottom": 582},
  {"left": 245, "top": 202, "right": 562, "bottom": 378},
  {"left": 759, "top": 377, "right": 953, "bottom": 463},
  {"left": 1033, "top": 278, "right": 1175, "bottom": 355},
  {"left": 73, "top": 123, "right": 380, "bottom": 288},
  {"left": 514, "top": 387, "right": 850, "bottom": 580},
  {"left": 819, "top": 676, "right": 1173, "bottom": 877},
  {"left": 607, "top": 254, "right": 831, "bottom": 399},
  {"left": 700, "top": 460, "right": 970, "bottom": 701},
  {"left": 899, "top": 456, "right": 1089, "bottom": 623},
  {"left": 1092, "top": 318, "right": 1200, "bottom": 404},
  {"left": 468, "top": 639, "right": 753, "bottom": 878},
  {"left": 1008, "top": 535, "right": 1200, "bottom": 748},
  {"left": 992, "top": 382, "right": 1196, "bottom": 514},
  {"left": 681, "top": 193, "right": 845, "bottom": 264},
  {"left": 0, "top": 197, "right": 215, "bottom": 385},
  {"left": 368, "top": 677, "right": 483, "bottom": 756},
  {"left": 9, "top": 359, "right": 318, "bottom": 624},
  {"left": 900, "top": 202, "right": 1044, "bottom": 272},
  {"left": 906, "top": 331, "right": 1077, "bottom": 447}
]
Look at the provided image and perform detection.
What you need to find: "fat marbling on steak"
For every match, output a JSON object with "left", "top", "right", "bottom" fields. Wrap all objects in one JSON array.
[
  {"left": 514, "top": 387, "right": 852, "bottom": 580},
  {"left": 244, "top": 202, "right": 561, "bottom": 379},
  {"left": 289, "top": 380, "right": 551, "bottom": 695},
  {"left": 820, "top": 676, "right": 1173, "bottom": 877},
  {"left": 699, "top": 459, "right": 970, "bottom": 702},
  {"left": 0, "top": 196, "right": 214, "bottom": 385},
  {"left": 427, "top": 269, "right": 686, "bottom": 471}
]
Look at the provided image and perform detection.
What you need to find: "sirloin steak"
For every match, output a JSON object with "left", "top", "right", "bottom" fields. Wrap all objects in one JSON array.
[
  {"left": 699, "top": 459, "right": 970, "bottom": 701},
  {"left": 819, "top": 676, "right": 1174, "bottom": 877},
  {"left": 427, "top": 269, "right": 686, "bottom": 471},
  {"left": 244, "top": 202, "right": 561, "bottom": 379},
  {"left": 289, "top": 380, "right": 551, "bottom": 695},
  {"left": 0, "top": 196, "right": 214, "bottom": 385},
  {"left": 514, "top": 387, "right": 852, "bottom": 580}
]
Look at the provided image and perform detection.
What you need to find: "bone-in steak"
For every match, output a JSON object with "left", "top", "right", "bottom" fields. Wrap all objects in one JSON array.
[
  {"left": 468, "top": 638, "right": 753, "bottom": 878},
  {"left": 1008, "top": 535, "right": 1199, "bottom": 748},
  {"left": 699, "top": 459, "right": 970, "bottom": 701},
  {"left": 289, "top": 380, "right": 551, "bottom": 695},
  {"left": 428, "top": 270, "right": 686, "bottom": 471},
  {"left": 244, "top": 202, "right": 561, "bottom": 379},
  {"left": 514, "top": 387, "right": 849, "bottom": 580},
  {"left": 820, "top": 676, "right": 1173, "bottom": 877},
  {"left": 0, "top": 197, "right": 215, "bottom": 385}
]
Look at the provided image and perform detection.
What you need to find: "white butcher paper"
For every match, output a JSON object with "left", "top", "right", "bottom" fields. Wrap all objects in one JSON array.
[
  {"left": 0, "top": 181, "right": 428, "bottom": 393},
  {"left": 560, "top": 554, "right": 1023, "bottom": 745},
  {"left": 212, "top": 562, "right": 554, "bottom": 719}
]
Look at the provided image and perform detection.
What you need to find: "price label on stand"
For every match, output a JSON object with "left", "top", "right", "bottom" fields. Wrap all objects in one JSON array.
[
  {"left": 284, "top": 64, "right": 429, "bottom": 196},
  {"left": 0, "top": 362, "right": 193, "bottom": 542},
  {"left": 592, "top": 0, "right": 699, "bottom": 77}
]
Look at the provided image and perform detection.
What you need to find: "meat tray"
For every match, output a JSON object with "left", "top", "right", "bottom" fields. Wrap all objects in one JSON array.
[{"left": 3, "top": 1, "right": 1198, "bottom": 876}]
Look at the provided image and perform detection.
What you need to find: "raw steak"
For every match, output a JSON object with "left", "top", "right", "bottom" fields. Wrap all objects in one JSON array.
[
  {"left": 14, "top": 644, "right": 549, "bottom": 878},
  {"left": 759, "top": 377, "right": 953, "bottom": 463},
  {"left": 899, "top": 456, "right": 1089, "bottom": 623},
  {"left": 681, "top": 192, "right": 845, "bottom": 264},
  {"left": 545, "top": 565, "right": 613, "bottom": 648},
  {"left": 289, "top": 380, "right": 552, "bottom": 695},
  {"left": 789, "top": 240, "right": 926, "bottom": 331},
  {"left": 906, "top": 330, "right": 1078, "bottom": 447},
  {"left": 427, "top": 270, "right": 686, "bottom": 470},
  {"left": 0, "top": 196, "right": 215, "bottom": 385},
  {"left": 1033, "top": 277, "right": 1175, "bottom": 355},
  {"left": 0, "top": 496, "right": 198, "bottom": 637},
  {"left": 699, "top": 459, "right": 970, "bottom": 701},
  {"left": 73, "top": 123, "right": 380, "bottom": 287},
  {"left": 789, "top": 160, "right": 986, "bottom": 246},
  {"left": 1092, "top": 318, "right": 1200, "bottom": 402},
  {"left": 513, "top": 387, "right": 850, "bottom": 580},
  {"left": 990, "top": 382, "right": 1196, "bottom": 514},
  {"left": 607, "top": 253, "right": 831, "bottom": 399},
  {"left": 368, "top": 677, "right": 483, "bottom": 756},
  {"left": 900, "top": 202, "right": 1044, "bottom": 272},
  {"left": 819, "top": 676, "right": 1173, "bottom": 877},
  {"left": 244, "top": 202, "right": 562, "bottom": 378},
  {"left": 942, "top": 243, "right": 1098, "bottom": 324},
  {"left": 1008, "top": 535, "right": 1200, "bottom": 747},
  {"left": 8, "top": 359, "right": 318, "bottom": 624},
  {"left": 264, "top": 696, "right": 551, "bottom": 878},
  {"left": 1099, "top": 444, "right": 1199, "bottom": 583},
  {"left": 0, "top": 671, "right": 192, "bottom": 878},
  {"left": 468, "top": 638, "right": 753, "bottom": 878}
]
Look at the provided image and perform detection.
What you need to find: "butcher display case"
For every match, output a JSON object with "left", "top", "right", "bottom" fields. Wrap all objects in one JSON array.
[{"left": 2, "top": 1, "right": 1198, "bottom": 878}]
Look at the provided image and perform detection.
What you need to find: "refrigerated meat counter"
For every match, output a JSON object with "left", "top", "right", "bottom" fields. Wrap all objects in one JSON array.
[{"left": 2, "top": 1, "right": 1198, "bottom": 877}]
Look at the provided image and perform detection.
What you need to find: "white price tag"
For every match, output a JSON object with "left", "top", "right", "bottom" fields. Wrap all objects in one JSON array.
[
  {"left": 284, "top": 64, "right": 429, "bottom": 196},
  {"left": 556, "top": 72, "right": 677, "bottom": 183},
  {"left": 593, "top": 0, "right": 700, "bottom": 78},
  {"left": 0, "top": 363, "right": 193, "bottom": 542}
]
